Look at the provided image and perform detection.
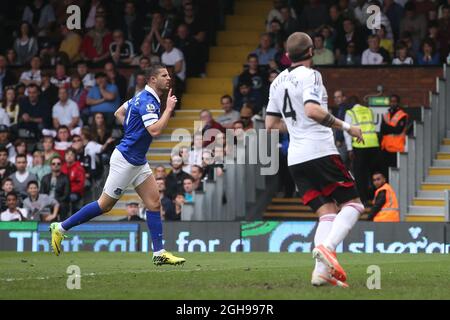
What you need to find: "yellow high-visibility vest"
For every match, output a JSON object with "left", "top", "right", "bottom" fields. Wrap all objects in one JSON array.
[{"left": 346, "top": 104, "right": 379, "bottom": 148}]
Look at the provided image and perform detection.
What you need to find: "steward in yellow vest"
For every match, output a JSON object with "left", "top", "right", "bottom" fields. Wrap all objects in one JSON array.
[
  {"left": 369, "top": 172, "right": 400, "bottom": 222},
  {"left": 344, "top": 99, "right": 381, "bottom": 204}
]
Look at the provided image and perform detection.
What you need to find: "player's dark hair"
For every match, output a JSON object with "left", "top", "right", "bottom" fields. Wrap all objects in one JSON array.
[{"left": 145, "top": 63, "right": 167, "bottom": 80}]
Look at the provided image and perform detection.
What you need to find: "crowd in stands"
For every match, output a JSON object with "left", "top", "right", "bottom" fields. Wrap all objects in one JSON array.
[{"left": 0, "top": 0, "right": 445, "bottom": 222}]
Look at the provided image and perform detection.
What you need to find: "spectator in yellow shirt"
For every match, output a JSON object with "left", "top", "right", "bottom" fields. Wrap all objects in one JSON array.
[{"left": 59, "top": 23, "right": 82, "bottom": 63}]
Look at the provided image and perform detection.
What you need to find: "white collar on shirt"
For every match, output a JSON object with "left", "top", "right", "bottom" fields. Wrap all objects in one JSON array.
[{"left": 145, "top": 85, "right": 161, "bottom": 104}]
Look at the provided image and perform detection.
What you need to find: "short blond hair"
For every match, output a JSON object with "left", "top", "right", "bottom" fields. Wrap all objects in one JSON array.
[{"left": 286, "top": 32, "right": 313, "bottom": 62}]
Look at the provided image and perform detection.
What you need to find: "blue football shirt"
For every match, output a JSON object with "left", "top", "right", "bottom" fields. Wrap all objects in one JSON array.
[{"left": 116, "top": 85, "right": 161, "bottom": 166}]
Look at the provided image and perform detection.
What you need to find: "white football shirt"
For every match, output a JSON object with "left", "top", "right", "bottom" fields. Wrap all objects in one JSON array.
[{"left": 266, "top": 65, "right": 338, "bottom": 165}]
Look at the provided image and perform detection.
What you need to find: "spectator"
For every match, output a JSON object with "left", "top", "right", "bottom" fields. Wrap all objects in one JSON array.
[
  {"left": 19, "top": 56, "right": 42, "bottom": 86},
  {"left": 53, "top": 125, "right": 72, "bottom": 158},
  {"left": 42, "top": 135, "right": 59, "bottom": 165},
  {"left": 22, "top": 0, "right": 55, "bottom": 37},
  {"left": 145, "top": 12, "right": 171, "bottom": 56},
  {"left": 217, "top": 95, "right": 240, "bottom": 129},
  {"left": 312, "top": 34, "right": 335, "bottom": 65},
  {"left": 9, "top": 154, "right": 37, "bottom": 199},
  {"left": 368, "top": 172, "right": 400, "bottom": 222},
  {"left": 253, "top": 33, "right": 277, "bottom": 66},
  {"left": 400, "top": 2, "right": 427, "bottom": 51},
  {"left": 70, "top": 134, "right": 92, "bottom": 182},
  {"left": 368, "top": 1, "right": 394, "bottom": 40},
  {"left": 50, "top": 63, "right": 71, "bottom": 88},
  {"left": 61, "top": 148, "right": 85, "bottom": 213},
  {"left": 0, "top": 178, "right": 15, "bottom": 212},
  {"left": 416, "top": 38, "right": 440, "bottom": 65},
  {"left": 86, "top": 72, "right": 120, "bottom": 115},
  {"left": 189, "top": 133, "right": 204, "bottom": 167},
  {"left": 109, "top": 29, "right": 135, "bottom": 66},
  {"left": 13, "top": 22, "right": 38, "bottom": 66},
  {"left": 80, "top": 16, "right": 113, "bottom": 66},
  {"left": 273, "top": 41, "right": 291, "bottom": 71},
  {"left": 68, "top": 74, "right": 88, "bottom": 112},
  {"left": 333, "top": 90, "right": 352, "bottom": 166},
  {"left": 39, "top": 40, "right": 63, "bottom": 68},
  {"left": 361, "top": 35, "right": 390, "bottom": 65},
  {"left": 40, "top": 157, "right": 70, "bottom": 220},
  {"left": 59, "top": 23, "right": 82, "bottom": 63},
  {"left": 183, "top": 177, "right": 194, "bottom": 202},
  {"left": 23, "top": 180, "right": 59, "bottom": 222},
  {"left": 0, "top": 192, "right": 27, "bottom": 221},
  {"left": 202, "top": 149, "right": 224, "bottom": 180},
  {"left": 354, "top": 0, "right": 371, "bottom": 27},
  {"left": 84, "top": 0, "right": 102, "bottom": 29},
  {"left": 268, "top": 19, "right": 286, "bottom": 49},
  {"left": 266, "top": 1, "right": 295, "bottom": 30},
  {"left": 234, "top": 81, "right": 263, "bottom": 113},
  {"left": 337, "top": 41, "right": 361, "bottom": 65},
  {"left": 165, "top": 154, "right": 191, "bottom": 199},
  {"left": 154, "top": 165, "right": 167, "bottom": 180},
  {"left": 8, "top": 139, "right": 33, "bottom": 166},
  {"left": 161, "top": 37, "right": 186, "bottom": 96},
  {"left": 179, "top": 3, "right": 207, "bottom": 48},
  {"left": 121, "top": 201, "right": 144, "bottom": 221},
  {"left": 238, "top": 54, "right": 268, "bottom": 100},
  {"left": 190, "top": 165, "right": 204, "bottom": 191},
  {"left": 392, "top": 42, "right": 414, "bottom": 64},
  {"left": 240, "top": 104, "right": 255, "bottom": 131},
  {"left": 40, "top": 72, "right": 59, "bottom": 109},
  {"left": 119, "top": 1, "right": 145, "bottom": 51},
  {"left": 380, "top": 94, "right": 409, "bottom": 173},
  {"left": 344, "top": 98, "right": 381, "bottom": 204},
  {"left": 130, "top": 41, "right": 161, "bottom": 66},
  {"left": 80, "top": 127, "right": 115, "bottom": 178},
  {"left": 299, "top": 0, "right": 329, "bottom": 32},
  {"left": 320, "top": 25, "right": 336, "bottom": 52},
  {"left": 90, "top": 112, "right": 115, "bottom": 156},
  {"left": 128, "top": 57, "right": 150, "bottom": 94},
  {"left": 166, "top": 193, "right": 184, "bottom": 221},
  {"left": 52, "top": 87, "right": 80, "bottom": 131},
  {"left": 76, "top": 61, "right": 95, "bottom": 89},
  {"left": 18, "top": 83, "right": 51, "bottom": 138},
  {"left": 127, "top": 72, "right": 146, "bottom": 98},
  {"left": 0, "top": 87, "right": 19, "bottom": 126},
  {"left": 0, "top": 55, "right": 17, "bottom": 99},
  {"left": 0, "top": 146, "right": 16, "bottom": 182},
  {"left": 280, "top": 5, "right": 300, "bottom": 36},
  {"left": 335, "top": 18, "right": 366, "bottom": 56},
  {"left": 29, "top": 150, "right": 51, "bottom": 184},
  {"left": 377, "top": 25, "right": 394, "bottom": 57},
  {"left": 156, "top": 177, "right": 175, "bottom": 220},
  {"left": 383, "top": 0, "right": 404, "bottom": 41},
  {"left": 174, "top": 23, "right": 205, "bottom": 77},
  {"left": 104, "top": 62, "right": 127, "bottom": 104},
  {"left": 178, "top": 145, "right": 191, "bottom": 174},
  {"left": 0, "top": 125, "right": 14, "bottom": 156},
  {"left": 199, "top": 110, "right": 225, "bottom": 147},
  {"left": 6, "top": 49, "right": 19, "bottom": 67}
]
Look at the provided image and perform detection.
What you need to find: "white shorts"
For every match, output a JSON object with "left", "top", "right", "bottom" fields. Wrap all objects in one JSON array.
[{"left": 103, "top": 149, "right": 152, "bottom": 199}]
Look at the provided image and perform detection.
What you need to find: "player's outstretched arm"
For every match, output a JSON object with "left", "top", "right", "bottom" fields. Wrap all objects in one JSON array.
[
  {"left": 265, "top": 115, "right": 288, "bottom": 133},
  {"left": 304, "top": 102, "right": 364, "bottom": 144},
  {"left": 114, "top": 102, "right": 128, "bottom": 125},
  {"left": 146, "top": 89, "right": 177, "bottom": 137}
]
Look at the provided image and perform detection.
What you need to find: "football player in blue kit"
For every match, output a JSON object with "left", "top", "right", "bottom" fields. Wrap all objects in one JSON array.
[{"left": 50, "top": 63, "right": 185, "bottom": 265}]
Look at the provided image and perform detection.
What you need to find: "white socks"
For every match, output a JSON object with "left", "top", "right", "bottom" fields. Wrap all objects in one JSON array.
[
  {"left": 314, "top": 214, "right": 336, "bottom": 274},
  {"left": 323, "top": 202, "right": 364, "bottom": 252},
  {"left": 57, "top": 223, "right": 66, "bottom": 234}
]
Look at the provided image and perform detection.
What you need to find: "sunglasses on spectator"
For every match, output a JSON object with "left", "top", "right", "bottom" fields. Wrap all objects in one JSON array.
[{"left": 51, "top": 162, "right": 61, "bottom": 166}]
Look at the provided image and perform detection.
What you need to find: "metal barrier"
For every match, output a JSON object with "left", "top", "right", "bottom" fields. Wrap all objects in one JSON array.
[{"left": 390, "top": 64, "right": 449, "bottom": 221}]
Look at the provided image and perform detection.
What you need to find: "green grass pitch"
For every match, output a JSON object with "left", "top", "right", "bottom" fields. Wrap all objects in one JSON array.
[{"left": 1, "top": 252, "right": 450, "bottom": 299}]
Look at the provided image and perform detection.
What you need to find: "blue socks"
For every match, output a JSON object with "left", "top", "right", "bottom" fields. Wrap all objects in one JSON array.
[
  {"left": 146, "top": 210, "right": 164, "bottom": 252},
  {"left": 61, "top": 201, "right": 103, "bottom": 231}
]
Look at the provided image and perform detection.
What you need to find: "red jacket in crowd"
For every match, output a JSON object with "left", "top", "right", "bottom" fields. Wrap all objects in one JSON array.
[{"left": 61, "top": 161, "right": 86, "bottom": 196}]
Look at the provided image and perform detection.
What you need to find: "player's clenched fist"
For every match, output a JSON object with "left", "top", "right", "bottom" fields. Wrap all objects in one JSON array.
[
  {"left": 166, "top": 88, "right": 178, "bottom": 111},
  {"left": 349, "top": 125, "right": 365, "bottom": 144}
]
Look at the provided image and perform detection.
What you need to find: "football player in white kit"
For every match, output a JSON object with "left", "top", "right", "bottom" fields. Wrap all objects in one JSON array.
[{"left": 265, "top": 32, "right": 365, "bottom": 288}]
